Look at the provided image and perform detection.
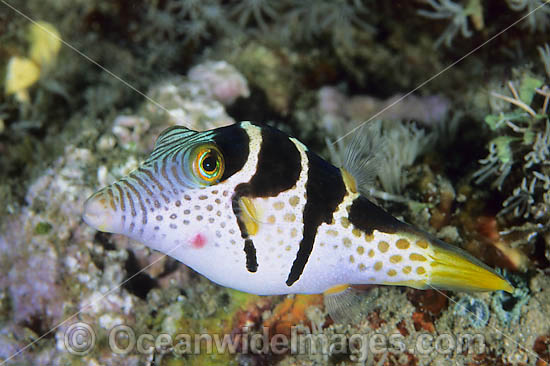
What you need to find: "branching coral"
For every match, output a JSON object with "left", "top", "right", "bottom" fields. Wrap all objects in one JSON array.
[
  {"left": 142, "top": 0, "right": 375, "bottom": 49},
  {"left": 472, "top": 136, "right": 514, "bottom": 190},
  {"left": 141, "top": 0, "right": 233, "bottom": 43},
  {"left": 283, "top": 0, "right": 375, "bottom": 46},
  {"left": 227, "top": 0, "right": 281, "bottom": 32},
  {"left": 326, "top": 120, "right": 435, "bottom": 198},
  {"left": 417, "top": 0, "right": 478, "bottom": 47},
  {"left": 474, "top": 69, "right": 550, "bottom": 224},
  {"left": 501, "top": 176, "right": 537, "bottom": 218},
  {"left": 377, "top": 121, "right": 436, "bottom": 195},
  {"left": 506, "top": 0, "right": 550, "bottom": 33}
]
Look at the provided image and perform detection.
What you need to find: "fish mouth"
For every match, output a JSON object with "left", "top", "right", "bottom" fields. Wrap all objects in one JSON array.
[{"left": 82, "top": 189, "right": 121, "bottom": 233}]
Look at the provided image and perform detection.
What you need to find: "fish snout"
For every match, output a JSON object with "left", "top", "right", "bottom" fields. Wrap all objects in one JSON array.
[{"left": 83, "top": 189, "right": 123, "bottom": 233}]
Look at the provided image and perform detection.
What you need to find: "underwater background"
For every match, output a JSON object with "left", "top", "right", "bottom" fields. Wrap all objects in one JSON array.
[{"left": 1, "top": 0, "right": 550, "bottom": 365}]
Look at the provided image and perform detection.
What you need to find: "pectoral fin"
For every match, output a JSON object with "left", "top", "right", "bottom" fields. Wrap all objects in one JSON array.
[{"left": 238, "top": 196, "right": 261, "bottom": 236}]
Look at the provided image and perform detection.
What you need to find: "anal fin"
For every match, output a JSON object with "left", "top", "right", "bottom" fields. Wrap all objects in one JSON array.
[{"left": 323, "top": 284, "right": 377, "bottom": 324}]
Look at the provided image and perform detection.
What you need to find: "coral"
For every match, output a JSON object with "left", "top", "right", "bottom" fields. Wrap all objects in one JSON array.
[
  {"left": 0, "top": 143, "right": 144, "bottom": 365},
  {"left": 5, "top": 1, "right": 550, "bottom": 365},
  {"left": 317, "top": 87, "right": 454, "bottom": 204},
  {"left": 27, "top": 21, "right": 61, "bottom": 72},
  {"left": 454, "top": 295, "right": 490, "bottom": 328},
  {"left": 317, "top": 86, "right": 347, "bottom": 120},
  {"left": 506, "top": 0, "right": 550, "bottom": 32},
  {"left": 111, "top": 115, "right": 151, "bottom": 151},
  {"left": 474, "top": 68, "right": 550, "bottom": 235},
  {"left": 501, "top": 176, "right": 537, "bottom": 218},
  {"left": 411, "top": 311, "right": 436, "bottom": 332},
  {"left": 324, "top": 118, "right": 439, "bottom": 216},
  {"left": 407, "top": 289, "right": 449, "bottom": 316},
  {"left": 491, "top": 270, "right": 530, "bottom": 326},
  {"left": 282, "top": 0, "right": 375, "bottom": 47},
  {"left": 0, "top": 59, "right": 252, "bottom": 365},
  {"left": 376, "top": 121, "right": 436, "bottom": 195},
  {"left": 143, "top": 61, "right": 245, "bottom": 133},
  {"left": 155, "top": 284, "right": 260, "bottom": 365},
  {"left": 417, "top": 0, "right": 480, "bottom": 47},
  {"left": 140, "top": 0, "right": 376, "bottom": 50},
  {"left": 140, "top": 0, "right": 232, "bottom": 44},
  {"left": 407, "top": 289, "right": 448, "bottom": 333},
  {"left": 4, "top": 57, "right": 41, "bottom": 103},
  {"left": 423, "top": 175, "right": 456, "bottom": 230},
  {"left": 476, "top": 216, "right": 531, "bottom": 271},
  {"left": 228, "top": 0, "right": 281, "bottom": 32},
  {"left": 187, "top": 60, "right": 250, "bottom": 106},
  {"left": 472, "top": 137, "right": 514, "bottom": 190},
  {"left": 227, "top": 42, "right": 297, "bottom": 115},
  {"left": 263, "top": 294, "right": 324, "bottom": 337}
]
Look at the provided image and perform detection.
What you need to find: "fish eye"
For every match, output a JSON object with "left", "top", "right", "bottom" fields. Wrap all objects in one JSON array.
[
  {"left": 201, "top": 154, "right": 217, "bottom": 173},
  {"left": 192, "top": 144, "right": 224, "bottom": 184}
]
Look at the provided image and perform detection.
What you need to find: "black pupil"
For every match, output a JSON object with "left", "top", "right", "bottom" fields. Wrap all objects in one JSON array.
[{"left": 202, "top": 153, "right": 217, "bottom": 173}]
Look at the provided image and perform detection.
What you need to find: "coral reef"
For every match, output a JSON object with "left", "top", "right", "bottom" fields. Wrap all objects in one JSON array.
[
  {"left": 2, "top": 0, "right": 550, "bottom": 365},
  {"left": 143, "top": 60, "right": 247, "bottom": 133},
  {"left": 417, "top": 0, "right": 479, "bottom": 47},
  {"left": 187, "top": 61, "right": 250, "bottom": 106},
  {"left": 0, "top": 54, "right": 252, "bottom": 364},
  {"left": 454, "top": 295, "right": 490, "bottom": 328},
  {"left": 472, "top": 54, "right": 550, "bottom": 278},
  {"left": 506, "top": 0, "right": 550, "bottom": 32},
  {"left": 492, "top": 270, "right": 531, "bottom": 326}
]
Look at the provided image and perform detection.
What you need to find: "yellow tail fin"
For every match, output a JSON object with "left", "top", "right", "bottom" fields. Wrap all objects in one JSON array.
[{"left": 428, "top": 239, "right": 514, "bottom": 293}]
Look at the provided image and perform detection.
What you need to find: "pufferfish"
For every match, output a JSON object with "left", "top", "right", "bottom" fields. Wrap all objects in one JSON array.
[{"left": 83, "top": 121, "right": 513, "bottom": 321}]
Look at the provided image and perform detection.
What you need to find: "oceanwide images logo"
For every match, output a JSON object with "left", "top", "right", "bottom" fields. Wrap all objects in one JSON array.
[{"left": 64, "top": 322, "right": 487, "bottom": 361}]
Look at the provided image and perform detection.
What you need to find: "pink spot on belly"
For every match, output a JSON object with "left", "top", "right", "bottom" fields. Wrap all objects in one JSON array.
[{"left": 191, "top": 234, "right": 206, "bottom": 249}]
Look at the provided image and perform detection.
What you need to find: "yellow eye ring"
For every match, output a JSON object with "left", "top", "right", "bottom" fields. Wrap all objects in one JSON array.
[{"left": 192, "top": 145, "right": 224, "bottom": 183}]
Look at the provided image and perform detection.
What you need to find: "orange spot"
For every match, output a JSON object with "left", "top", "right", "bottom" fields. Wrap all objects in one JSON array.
[
  {"left": 416, "top": 240, "right": 429, "bottom": 249},
  {"left": 263, "top": 295, "right": 324, "bottom": 337},
  {"left": 396, "top": 239, "right": 410, "bottom": 250},
  {"left": 410, "top": 253, "right": 427, "bottom": 262}
]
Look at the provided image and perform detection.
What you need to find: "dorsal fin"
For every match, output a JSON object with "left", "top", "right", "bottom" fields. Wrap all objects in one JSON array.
[{"left": 330, "top": 121, "right": 383, "bottom": 195}]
